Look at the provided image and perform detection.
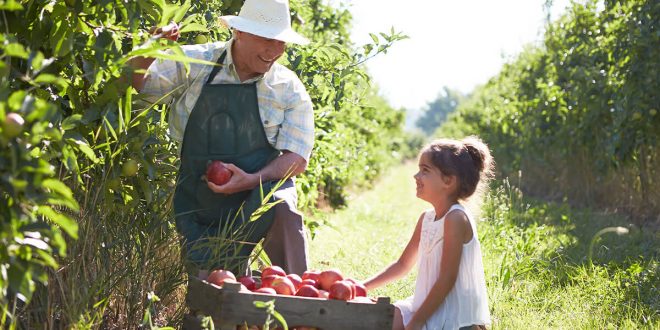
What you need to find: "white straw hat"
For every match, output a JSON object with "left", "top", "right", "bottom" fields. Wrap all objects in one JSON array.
[{"left": 219, "top": 0, "right": 310, "bottom": 45}]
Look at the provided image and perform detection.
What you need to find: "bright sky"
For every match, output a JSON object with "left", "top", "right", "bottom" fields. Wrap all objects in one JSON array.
[{"left": 341, "top": 0, "right": 573, "bottom": 111}]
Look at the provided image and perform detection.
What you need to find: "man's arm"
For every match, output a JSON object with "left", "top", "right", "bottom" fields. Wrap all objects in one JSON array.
[
  {"left": 207, "top": 151, "right": 307, "bottom": 194},
  {"left": 123, "top": 23, "right": 180, "bottom": 91}
]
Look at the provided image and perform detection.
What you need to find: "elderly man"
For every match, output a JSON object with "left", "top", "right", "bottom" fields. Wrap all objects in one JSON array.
[{"left": 129, "top": 0, "right": 313, "bottom": 276}]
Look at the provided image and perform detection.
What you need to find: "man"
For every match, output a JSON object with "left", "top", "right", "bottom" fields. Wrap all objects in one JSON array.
[{"left": 128, "top": 0, "right": 313, "bottom": 276}]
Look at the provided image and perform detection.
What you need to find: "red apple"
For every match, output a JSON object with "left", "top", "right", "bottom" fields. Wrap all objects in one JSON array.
[
  {"left": 262, "top": 265, "right": 287, "bottom": 279},
  {"left": 301, "top": 279, "right": 319, "bottom": 289},
  {"left": 347, "top": 281, "right": 356, "bottom": 299},
  {"left": 346, "top": 278, "right": 367, "bottom": 298},
  {"left": 318, "top": 290, "right": 329, "bottom": 299},
  {"left": 328, "top": 281, "right": 352, "bottom": 301},
  {"left": 239, "top": 283, "right": 251, "bottom": 292},
  {"left": 271, "top": 277, "right": 296, "bottom": 295},
  {"left": 254, "top": 287, "right": 277, "bottom": 295},
  {"left": 351, "top": 281, "right": 367, "bottom": 297},
  {"left": 238, "top": 276, "right": 257, "bottom": 291},
  {"left": 318, "top": 269, "right": 343, "bottom": 291},
  {"left": 206, "top": 160, "right": 232, "bottom": 185},
  {"left": 301, "top": 270, "right": 320, "bottom": 282},
  {"left": 261, "top": 275, "right": 280, "bottom": 288},
  {"left": 207, "top": 269, "right": 236, "bottom": 287},
  {"left": 295, "top": 284, "right": 320, "bottom": 298},
  {"left": 287, "top": 274, "right": 303, "bottom": 290},
  {"left": 2, "top": 112, "right": 24, "bottom": 138}
]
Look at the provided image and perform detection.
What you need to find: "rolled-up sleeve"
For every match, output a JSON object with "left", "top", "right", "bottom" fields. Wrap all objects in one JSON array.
[
  {"left": 141, "top": 53, "right": 186, "bottom": 105},
  {"left": 275, "top": 78, "right": 315, "bottom": 162}
]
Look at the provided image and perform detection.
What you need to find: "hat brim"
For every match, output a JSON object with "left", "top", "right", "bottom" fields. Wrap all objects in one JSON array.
[{"left": 220, "top": 16, "right": 310, "bottom": 45}]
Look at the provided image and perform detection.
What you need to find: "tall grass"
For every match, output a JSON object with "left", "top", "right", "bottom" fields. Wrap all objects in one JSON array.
[
  {"left": 481, "top": 180, "right": 659, "bottom": 329},
  {"left": 309, "top": 162, "right": 660, "bottom": 329}
]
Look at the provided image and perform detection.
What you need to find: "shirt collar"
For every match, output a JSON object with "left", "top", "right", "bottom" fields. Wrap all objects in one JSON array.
[{"left": 222, "top": 38, "right": 265, "bottom": 84}]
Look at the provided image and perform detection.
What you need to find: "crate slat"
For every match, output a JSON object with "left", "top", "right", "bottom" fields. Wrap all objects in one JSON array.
[{"left": 186, "top": 278, "right": 394, "bottom": 330}]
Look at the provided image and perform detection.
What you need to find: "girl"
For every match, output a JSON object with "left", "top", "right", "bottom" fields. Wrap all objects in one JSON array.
[{"left": 364, "top": 137, "right": 493, "bottom": 330}]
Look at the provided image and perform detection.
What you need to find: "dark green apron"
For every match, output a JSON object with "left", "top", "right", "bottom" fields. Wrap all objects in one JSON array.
[{"left": 173, "top": 50, "right": 280, "bottom": 272}]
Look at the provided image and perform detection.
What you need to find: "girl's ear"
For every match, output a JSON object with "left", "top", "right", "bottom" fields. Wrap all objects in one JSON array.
[{"left": 442, "top": 174, "right": 457, "bottom": 189}]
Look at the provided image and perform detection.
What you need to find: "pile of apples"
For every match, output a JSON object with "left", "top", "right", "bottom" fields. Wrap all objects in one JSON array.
[{"left": 206, "top": 265, "right": 372, "bottom": 303}]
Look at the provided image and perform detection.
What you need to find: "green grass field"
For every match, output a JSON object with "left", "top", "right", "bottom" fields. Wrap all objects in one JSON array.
[{"left": 308, "top": 161, "right": 660, "bottom": 329}]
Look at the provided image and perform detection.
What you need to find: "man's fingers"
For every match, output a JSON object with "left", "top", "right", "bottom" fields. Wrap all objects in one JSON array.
[{"left": 223, "top": 163, "right": 243, "bottom": 174}]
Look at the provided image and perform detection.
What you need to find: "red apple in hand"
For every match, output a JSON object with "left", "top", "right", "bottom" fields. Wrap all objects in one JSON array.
[
  {"left": 238, "top": 276, "right": 257, "bottom": 291},
  {"left": 318, "top": 269, "right": 343, "bottom": 291},
  {"left": 328, "top": 281, "right": 352, "bottom": 301},
  {"left": 206, "top": 160, "right": 232, "bottom": 185},
  {"left": 271, "top": 277, "right": 296, "bottom": 295},
  {"left": 295, "top": 284, "right": 320, "bottom": 298}
]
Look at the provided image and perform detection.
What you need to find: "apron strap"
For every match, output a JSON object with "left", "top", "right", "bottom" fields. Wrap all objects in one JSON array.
[{"left": 206, "top": 50, "right": 227, "bottom": 84}]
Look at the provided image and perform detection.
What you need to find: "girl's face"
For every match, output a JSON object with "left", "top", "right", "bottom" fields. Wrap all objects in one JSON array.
[{"left": 414, "top": 152, "right": 455, "bottom": 203}]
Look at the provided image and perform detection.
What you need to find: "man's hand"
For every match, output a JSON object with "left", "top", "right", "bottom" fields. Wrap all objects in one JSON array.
[
  {"left": 125, "top": 22, "right": 181, "bottom": 91},
  {"left": 150, "top": 22, "right": 180, "bottom": 42},
  {"left": 206, "top": 163, "right": 260, "bottom": 195}
]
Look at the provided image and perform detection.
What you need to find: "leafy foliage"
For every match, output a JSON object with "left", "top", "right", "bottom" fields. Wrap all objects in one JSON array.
[
  {"left": 439, "top": 0, "right": 659, "bottom": 218},
  {"left": 415, "top": 87, "right": 463, "bottom": 134},
  {"left": 0, "top": 0, "right": 407, "bottom": 327}
]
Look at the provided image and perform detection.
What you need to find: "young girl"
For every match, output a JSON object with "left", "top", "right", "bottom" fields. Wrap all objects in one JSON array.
[{"left": 364, "top": 137, "right": 493, "bottom": 330}]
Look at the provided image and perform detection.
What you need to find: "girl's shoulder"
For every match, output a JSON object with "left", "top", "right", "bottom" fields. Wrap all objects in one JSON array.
[
  {"left": 447, "top": 203, "right": 471, "bottom": 220},
  {"left": 421, "top": 208, "right": 436, "bottom": 222}
]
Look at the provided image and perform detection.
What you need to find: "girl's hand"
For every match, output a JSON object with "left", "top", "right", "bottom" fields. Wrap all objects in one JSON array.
[
  {"left": 207, "top": 163, "right": 259, "bottom": 194},
  {"left": 404, "top": 320, "right": 424, "bottom": 330}
]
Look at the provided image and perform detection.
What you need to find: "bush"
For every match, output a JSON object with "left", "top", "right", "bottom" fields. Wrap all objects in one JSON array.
[
  {"left": 0, "top": 0, "right": 407, "bottom": 327},
  {"left": 438, "top": 0, "right": 659, "bottom": 221}
]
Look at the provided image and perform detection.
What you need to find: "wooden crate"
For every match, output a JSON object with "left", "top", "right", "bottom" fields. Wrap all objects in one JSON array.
[{"left": 185, "top": 277, "right": 394, "bottom": 330}]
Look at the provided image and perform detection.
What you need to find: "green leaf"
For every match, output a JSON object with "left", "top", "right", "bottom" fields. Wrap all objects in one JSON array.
[
  {"left": 369, "top": 33, "right": 379, "bottom": 45},
  {"left": 172, "top": 0, "right": 191, "bottom": 23},
  {"left": 5, "top": 43, "right": 29, "bottom": 59},
  {"left": 37, "top": 206, "right": 79, "bottom": 240},
  {"left": 34, "top": 73, "right": 69, "bottom": 89},
  {"left": 8, "top": 263, "right": 33, "bottom": 303},
  {"left": 0, "top": 0, "right": 23, "bottom": 10},
  {"left": 42, "top": 179, "right": 77, "bottom": 206},
  {"left": 180, "top": 23, "right": 207, "bottom": 33},
  {"left": 61, "top": 114, "right": 83, "bottom": 130},
  {"left": 65, "top": 132, "right": 100, "bottom": 163},
  {"left": 122, "top": 44, "right": 218, "bottom": 68},
  {"left": 34, "top": 249, "right": 58, "bottom": 268},
  {"left": 8, "top": 90, "right": 26, "bottom": 110}
]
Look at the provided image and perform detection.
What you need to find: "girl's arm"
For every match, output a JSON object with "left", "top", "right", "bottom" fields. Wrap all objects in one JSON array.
[
  {"left": 406, "top": 210, "right": 471, "bottom": 330},
  {"left": 363, "top": 212, "right": 424, "bottom": 290}
]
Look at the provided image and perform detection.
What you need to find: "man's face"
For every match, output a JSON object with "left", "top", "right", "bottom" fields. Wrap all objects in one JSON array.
[{"left": 233, "top": 30, "right": 286, "bottom": 79}]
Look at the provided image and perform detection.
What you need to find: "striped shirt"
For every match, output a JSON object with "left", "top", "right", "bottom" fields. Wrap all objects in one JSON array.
[{"left": 141, "top": 40, "right": 315, "bottom": 161}]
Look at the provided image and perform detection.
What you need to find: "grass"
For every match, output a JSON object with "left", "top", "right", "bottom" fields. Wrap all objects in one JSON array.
[{"left": 308, "top": 161, "right": 660, "bottom": 329}]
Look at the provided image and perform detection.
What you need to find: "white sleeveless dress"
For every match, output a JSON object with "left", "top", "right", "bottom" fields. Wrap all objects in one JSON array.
[{"left": 395, "top": 204, "right": 491, "bottom": 329}]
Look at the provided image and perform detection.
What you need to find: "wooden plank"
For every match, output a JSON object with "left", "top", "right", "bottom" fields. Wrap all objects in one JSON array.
[{"left": 186, "top": 278, "right": 394, "bottom": 330}]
